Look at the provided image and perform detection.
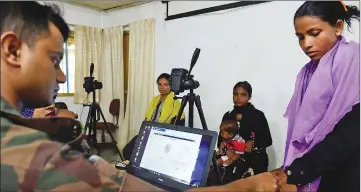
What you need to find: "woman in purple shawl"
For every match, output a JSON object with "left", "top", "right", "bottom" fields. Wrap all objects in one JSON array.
[{"left": 271, "top": 2, "right": 360, "bottom": 192}]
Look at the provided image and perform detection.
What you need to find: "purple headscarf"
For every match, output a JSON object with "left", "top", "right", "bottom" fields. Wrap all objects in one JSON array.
[{"left": 283, "top": 36, "right": 360, "bottom": 191}]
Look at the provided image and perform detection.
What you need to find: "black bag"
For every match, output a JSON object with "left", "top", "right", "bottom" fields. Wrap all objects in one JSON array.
[{"left": 122, "top": 135, "right": 138, "bottom": 160}]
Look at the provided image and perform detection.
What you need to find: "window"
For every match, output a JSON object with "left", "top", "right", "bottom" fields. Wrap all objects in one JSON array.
[
  {"left": 58, "top": 31, "right": 75, "bottom": 96},
  {"left": 124, "top": 31, "right": 130, "bottom": 113}
]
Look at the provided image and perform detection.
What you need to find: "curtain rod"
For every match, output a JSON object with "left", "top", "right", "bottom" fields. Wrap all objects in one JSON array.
[
  {"left": 68, "top": 23, "right": 129, "bottom": 30},
  {"left": 165, "top": 1, "right": 270, "bottom": 21}
]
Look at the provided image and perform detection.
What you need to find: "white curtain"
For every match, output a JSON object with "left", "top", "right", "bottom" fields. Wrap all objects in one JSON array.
[
  {"left": 100, "top": 26, "right": 125, "bottom": 130},
  {"left": 74, "top": 25, "right": 103, "bottom": 104},
  {"left": 119, "top": 19, "right": 156, "bottom": 149}
]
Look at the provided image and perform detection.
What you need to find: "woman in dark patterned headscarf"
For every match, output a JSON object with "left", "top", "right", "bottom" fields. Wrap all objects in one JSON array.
[
  {"left": 22, "top": 104, "right": 78, "bottom": 119},
  {"left": 21, "top": 108, "right": 35, "bottom": 118},
  {"left": 21, "top": 105, "right": 56, "bottom": 118}
]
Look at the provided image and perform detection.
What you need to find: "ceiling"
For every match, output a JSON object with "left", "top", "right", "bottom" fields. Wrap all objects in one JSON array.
[{"left": 66, "top": 1, "right": 149, "bottom": 11}]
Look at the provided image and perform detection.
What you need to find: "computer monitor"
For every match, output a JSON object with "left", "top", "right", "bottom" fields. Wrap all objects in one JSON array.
[{"left": 128, "top": 121, "right": 218, "bottom": 191}]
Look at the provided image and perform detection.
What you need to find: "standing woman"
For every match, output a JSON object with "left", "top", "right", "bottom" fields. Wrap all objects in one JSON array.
[
  {"left": 272, "top": 2, "right": 360, "bottom": 192},
  {"left": 220, "top": 81, "right": 273, "bottom": 175}
]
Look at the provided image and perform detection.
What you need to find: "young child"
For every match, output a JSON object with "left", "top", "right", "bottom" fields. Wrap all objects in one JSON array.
[
  {"left": 216, "top": 120, "right": 245, "bottom": 167},
  {"left": 207, "top": 120, "right": 252, "bottom": 186}
]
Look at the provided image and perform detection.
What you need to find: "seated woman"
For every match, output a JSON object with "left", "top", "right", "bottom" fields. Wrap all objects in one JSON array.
[
  {"left": 122, "top": 73, "right": 185, "bottom": 160},
  {"left": 144, "top": 73, "right": 185, "bottom": 125},
  {"left": 219, "top": 81, "right": 272, "bottom": 175}
]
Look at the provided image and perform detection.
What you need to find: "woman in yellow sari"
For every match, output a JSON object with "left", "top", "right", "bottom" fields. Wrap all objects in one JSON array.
[
  {"left": 123, "top": 73, "right": 185, "bottom": 159},
  {"left": 145, "top": 73, "right": 185, "bottom": 124}
]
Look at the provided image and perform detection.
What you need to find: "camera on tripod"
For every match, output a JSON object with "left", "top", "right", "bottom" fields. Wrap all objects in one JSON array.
[
  {"left": 83, "top": 63, "right": 103, "bottom": 93},
  {"left": 170, "top": 68, "right": 200, "bottom": 95},
  {"left": 170, "top": 48, "right": 223, "bottom": 184},
  {"left": 169, "top": 48, "right": 201, "bottom": 95},
  {"left": 83, "top": 77, "right": 103, "bottom": 93},
  {"left": 81, "top": 63, "right": 124, "bottom": 161}
]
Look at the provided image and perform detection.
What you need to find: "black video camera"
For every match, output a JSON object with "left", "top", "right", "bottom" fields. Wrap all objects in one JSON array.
[
  {"left": 83, "top": 63, "right": 103, "bottom": 93},
  {"left": 169, "top": 48, "right": 201, "bottom": 95},
  {"left": 170, "top": 68, "right": 199, "bottom": 94},
  {"left": 83, "top": 77, "right": 103, "bottom": 93}
]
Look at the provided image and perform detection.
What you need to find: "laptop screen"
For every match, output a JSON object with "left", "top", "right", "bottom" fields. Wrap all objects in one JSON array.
[{"left": 130, "top": 123, "right": 214, "bottom": 188}]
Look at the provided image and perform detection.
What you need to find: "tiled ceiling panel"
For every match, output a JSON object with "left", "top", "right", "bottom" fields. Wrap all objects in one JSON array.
[{"left": 67, "top": 1, "right": 148, "bottom": 11}]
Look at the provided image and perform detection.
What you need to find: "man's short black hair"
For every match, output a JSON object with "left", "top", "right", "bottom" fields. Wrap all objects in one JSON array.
[
  {"left": 157, "top": 73, "right": 171, "bottom": 83},
  {"left": 0, "top": 2, "right": 69, "bottom": 47}
]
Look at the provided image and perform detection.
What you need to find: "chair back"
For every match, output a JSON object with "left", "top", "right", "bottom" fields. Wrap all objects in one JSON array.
[
  {"left": 55, "top": 102, "right": 68, "bottom": 109},
  {"left": 109, "top": 99, "right": 120, "bottom": 126}
]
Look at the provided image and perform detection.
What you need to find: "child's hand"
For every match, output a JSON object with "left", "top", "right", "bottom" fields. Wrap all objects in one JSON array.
[
  {"left": 226, "top": 150, "right": 234, "bottom": 158},
  {"left": 216, "top": 150, "right": 223, "bottom": 155},
  {"left": 216, "top": 158, "right": 223, "bottom": 166},
  {"left": 223, "top": 159, "right": 233, "bottom": 166},
  {"left": 219, "top": 141, "right": 225, "bottom": 149}
]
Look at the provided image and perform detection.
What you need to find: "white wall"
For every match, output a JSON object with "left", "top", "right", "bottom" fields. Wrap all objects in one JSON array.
[
  {"left": 102, "top": 1, "right": 360, "bottom": 169},
  {"left": 39, "top": 1, "right": 103, "bottom": 27},
  {"left": 61, "top": 3, "right": 102, "bottom": 27},
  {"left": 168, "top": 1, "right": 236, "bottom": 15}
]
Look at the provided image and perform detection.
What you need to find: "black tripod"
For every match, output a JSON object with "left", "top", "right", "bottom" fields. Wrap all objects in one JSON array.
[
  {"left": 174, "top": 89, "right": 222, "bottom": 185},
  {"left": 83, "top": 90, "right": 124, "bottom": 161}
]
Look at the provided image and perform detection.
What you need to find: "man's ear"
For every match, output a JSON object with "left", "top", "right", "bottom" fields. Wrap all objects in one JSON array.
[{"left": 1, "top": 32, "right": 22, "bottom": 68}]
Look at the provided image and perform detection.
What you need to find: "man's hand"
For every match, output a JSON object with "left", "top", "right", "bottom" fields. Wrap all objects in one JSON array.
[
  {"left": 270, "top": 167, "right": 287, "bottom": 186},
  {"left": 279, "top": 184, "right": 297, "bottom": 192},
  {"left": 228, "top": 172, "right": 278, "bottom": 191},
  {"left": 245, "top": 140, "right": 253, "bottom": 152},
  {"left": 186, "top": 172, "right": 278, "bottom": 192},
  {"left": 270, "top": 167, "right": 283, "bottom": 175},
  {"left": 56, "top": 109, "right": 78, "bottom": 119}
]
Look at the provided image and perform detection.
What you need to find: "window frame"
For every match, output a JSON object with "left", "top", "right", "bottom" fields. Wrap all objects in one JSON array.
[{"left": 58, "top": 33, "right": 75, "bottom": 97}]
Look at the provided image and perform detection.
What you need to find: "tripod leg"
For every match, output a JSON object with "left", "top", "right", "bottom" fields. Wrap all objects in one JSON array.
[
  {"left": 194, "top": 96, "right": 208, "bottom": 130},
  {"left": 90, "top": 104, "right": 99, "bottom": 155},
  {"left": 96, "top": 105, "right": 125, "bottom": 161},
  {"left": 174, "top": 95, "right": 188, "bottom": 124},
  {"left": 83, "top": 105, "right": 93, "bottom": 135},
  {"left": 194, "top": 97, "right": 223, "bottom": 185},
  {"left": 188, "top": 96, "right": 194, "bottom": 128}
]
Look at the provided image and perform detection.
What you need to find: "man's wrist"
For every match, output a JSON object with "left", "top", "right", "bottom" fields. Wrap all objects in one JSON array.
[
  {"left": 224, "top": 177, "right": 253, "bottom": 191},
  {"left": 186, "top": 184, "right": 229, "bottom": 192}
]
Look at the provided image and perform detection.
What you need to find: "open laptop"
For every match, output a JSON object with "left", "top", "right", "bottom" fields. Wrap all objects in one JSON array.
[{"left": 127, "top": 121, "right": 218, "bottom": 192}]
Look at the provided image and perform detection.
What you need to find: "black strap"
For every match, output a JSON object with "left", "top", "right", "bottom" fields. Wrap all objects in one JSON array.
[
  {"left": 0, "top": 110, "right": 82, "bottom": 144},
  {"left": 151, "top": 101, "right": 163, "bottom": 122}
]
